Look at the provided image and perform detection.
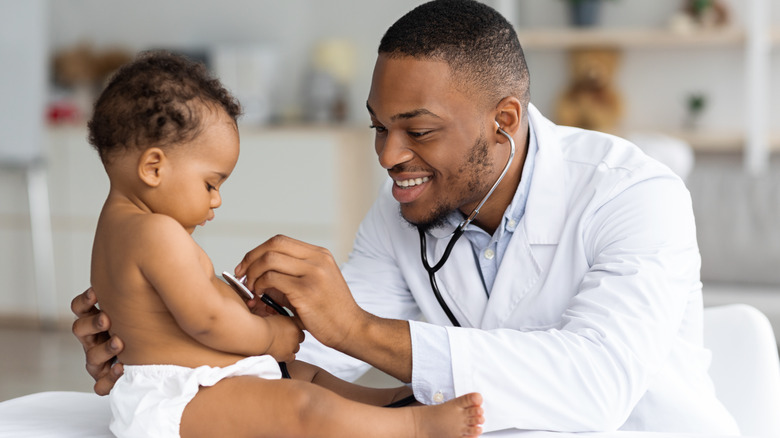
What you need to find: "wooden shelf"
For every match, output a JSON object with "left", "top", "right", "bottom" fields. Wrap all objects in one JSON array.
[
  {"left": 516, "top": 27, "right": 746, "bottom": 50},
  {"left": 660, "top": 130, "right": 780, "bottom": 153}
]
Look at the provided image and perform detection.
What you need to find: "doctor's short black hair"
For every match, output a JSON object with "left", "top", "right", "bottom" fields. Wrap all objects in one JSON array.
[
  {"left": 88, "top": 51, "right": 242, "bottom": 165},
  {"left": 379, "top": 0, "right": 530, "bottom": 111}
]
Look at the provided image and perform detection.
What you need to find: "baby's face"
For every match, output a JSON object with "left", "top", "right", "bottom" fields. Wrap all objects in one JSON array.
[{"left": 158, "top": 108, "right": 240, "bottom": 234}]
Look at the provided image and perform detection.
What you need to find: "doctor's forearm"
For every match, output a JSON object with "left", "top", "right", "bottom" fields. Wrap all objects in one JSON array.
[{"left": 337, "top": 312, "right": 413, "bottom": 383}]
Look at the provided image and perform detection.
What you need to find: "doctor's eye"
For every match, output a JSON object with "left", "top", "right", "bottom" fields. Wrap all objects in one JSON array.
[{"left": 408, "top": 130, "right": 431, "bottom": 138}]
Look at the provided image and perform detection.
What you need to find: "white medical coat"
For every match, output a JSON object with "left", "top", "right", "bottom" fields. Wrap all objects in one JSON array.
[{"left": 298, "top": 104, "right": 738, "bottom": 434}]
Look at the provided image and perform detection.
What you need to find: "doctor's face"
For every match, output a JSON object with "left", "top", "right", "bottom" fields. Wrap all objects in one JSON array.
[{"left": 367, "top": 55, "right": 500, "bottom": 230}]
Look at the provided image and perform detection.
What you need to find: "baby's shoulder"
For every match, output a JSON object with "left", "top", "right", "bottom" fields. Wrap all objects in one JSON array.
[
  {"left": 98, "top": 210, "right": 190, "bottom": 250},
  {"left": 131, "top": 213, "right": 191, "bottom": 245}
]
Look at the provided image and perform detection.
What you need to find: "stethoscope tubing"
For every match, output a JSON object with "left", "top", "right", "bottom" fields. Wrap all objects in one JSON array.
[{"left": 418, "top": 125, "right": 516, "bottom": 328}]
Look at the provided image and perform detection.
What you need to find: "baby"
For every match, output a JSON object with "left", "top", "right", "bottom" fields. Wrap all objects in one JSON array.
[{"left": 88, "top": 51, "right": 484, "bottom": 437}]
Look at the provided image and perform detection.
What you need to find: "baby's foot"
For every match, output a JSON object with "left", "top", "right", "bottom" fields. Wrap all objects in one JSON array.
[{"left": 413, "top": 392, "right": 484, "bottom": 438}]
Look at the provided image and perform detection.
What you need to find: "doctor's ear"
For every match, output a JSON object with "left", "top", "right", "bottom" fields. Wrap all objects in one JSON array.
[
  {"left": 137, "top": 148, "right": 166, "bottom": 187},
  {"left": 493, "top": 96, "right": 523, "bottom": 142}
]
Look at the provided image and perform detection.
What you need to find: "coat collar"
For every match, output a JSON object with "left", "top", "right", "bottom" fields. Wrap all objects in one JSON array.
[{"left": 522, "top": 103, "right": 566, "bottom": 245}]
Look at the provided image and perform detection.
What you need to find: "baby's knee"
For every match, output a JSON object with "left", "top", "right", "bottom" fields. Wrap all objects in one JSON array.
[{"left": 280, "top": 381, "right": 321, "bottom": 435}]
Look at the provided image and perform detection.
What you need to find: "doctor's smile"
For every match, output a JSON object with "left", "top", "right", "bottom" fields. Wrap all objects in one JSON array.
[{"left": 390, "top": 174, "right": 432, "bottom": 204}]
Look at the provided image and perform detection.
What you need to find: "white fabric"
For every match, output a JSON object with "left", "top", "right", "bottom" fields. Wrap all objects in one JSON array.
[
  {"left": 110, "top": 355, "right": 281, "bottom": 437},
  {"left": 0, "top": 391, "right": 111, "bottom": 438},
  {"left": 299, "top": 104, "right": 738, "bottom": 434},
  {"left": 703, "top": 304, "right": 780, "bottom": 437},
  {"left": 0, "top": 391, "right": 744, "bottom": 438}
]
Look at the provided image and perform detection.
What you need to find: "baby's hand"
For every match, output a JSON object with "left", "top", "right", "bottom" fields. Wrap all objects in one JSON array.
[{"left": 265, "top": 314, "right": 304, "bottom": 363}]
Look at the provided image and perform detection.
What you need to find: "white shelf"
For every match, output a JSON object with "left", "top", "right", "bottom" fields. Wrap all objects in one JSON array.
[
  {"left": 516, "top": 27, "right": 747, "bottom": 50},
  {"left": 504, "top": 0, "right": 776, "bottom": 171}
]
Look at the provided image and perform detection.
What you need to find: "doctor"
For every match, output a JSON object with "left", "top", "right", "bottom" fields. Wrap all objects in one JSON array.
[{"left": 72, "top": 0, "right": 738, "bottom": 434}]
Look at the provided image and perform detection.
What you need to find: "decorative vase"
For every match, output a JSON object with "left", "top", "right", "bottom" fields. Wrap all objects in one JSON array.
[{"left": 569, "top": 0, "right": 602, "bottom": 27}]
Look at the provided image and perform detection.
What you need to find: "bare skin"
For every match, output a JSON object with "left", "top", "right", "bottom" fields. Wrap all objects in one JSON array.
[
  {"left": 181, "top": 373, "right": 484, "bottom": 438},
  {"left": 88, "top": 105, "right": 484, "bottom": 437},
  {"left": 91, "top": 108, "right": 303, "bottom": 369}
]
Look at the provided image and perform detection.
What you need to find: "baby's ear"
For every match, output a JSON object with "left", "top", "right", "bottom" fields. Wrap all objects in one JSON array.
[{"left": 137, "top": 148, "right": 166, "bottom": 187}]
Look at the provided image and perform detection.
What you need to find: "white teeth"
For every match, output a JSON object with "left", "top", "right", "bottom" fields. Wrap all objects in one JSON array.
[{"left": 396, "top": 176, "right": 430, "bottom": 188}]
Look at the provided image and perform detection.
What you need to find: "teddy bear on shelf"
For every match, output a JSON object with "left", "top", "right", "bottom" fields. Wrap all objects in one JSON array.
[{"left": 556, "top": 47, "right": 623, "bottom": 134}]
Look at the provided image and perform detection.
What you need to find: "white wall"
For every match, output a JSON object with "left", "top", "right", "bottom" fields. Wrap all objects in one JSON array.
[{"left": 0, "top": 0, "right": 47, "bottom": 162}]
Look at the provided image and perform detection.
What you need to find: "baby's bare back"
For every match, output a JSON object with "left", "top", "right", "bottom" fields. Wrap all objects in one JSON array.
[{"left": 91, "top": 200, "right": 247, "bottom": 368}]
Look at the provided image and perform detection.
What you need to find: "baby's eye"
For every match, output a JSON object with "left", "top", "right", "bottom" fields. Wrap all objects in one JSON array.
[
  {"left": 206, "top": 183, "right": 216, "bottom": 191},
  {"left": 369, "top": 124, "right": 387, "bottom": 134}
]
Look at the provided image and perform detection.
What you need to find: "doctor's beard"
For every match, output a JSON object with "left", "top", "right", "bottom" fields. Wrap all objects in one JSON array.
[{"left": 402, "top": 132, "right": 494, "bottom": 234}]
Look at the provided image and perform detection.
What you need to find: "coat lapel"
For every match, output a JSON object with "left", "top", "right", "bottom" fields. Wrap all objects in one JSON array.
[
  {"left": 482, "top": 104, "right": 567, "bottom": 328},
  {"left": 481, "top": 224, "right": 541, "bottom": 329}
]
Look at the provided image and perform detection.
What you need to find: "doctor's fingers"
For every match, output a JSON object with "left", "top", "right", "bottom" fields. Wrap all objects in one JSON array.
[
  {"left": 85, "top": 334, "right": 123, "bottom": 372},
  {"left": 242, "top": 249, "right": 326, "bottom": 290},
  {"left": 235, "top": 234, "right": 331, "bottom": 278},
  {"left": 72, "top": 311, "right": 110, "bottom": 351},
  {"left": 249, "top": 270, "right": 308, "bottom": 304},
  {"left": 93, "top": 362, "right": 124, "bottom": 397},
  {"left": 71, "top": 288, "right": 99, "bottom": 316}
]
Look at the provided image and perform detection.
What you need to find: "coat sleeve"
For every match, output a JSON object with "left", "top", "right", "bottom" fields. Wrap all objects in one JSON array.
[{"left": 437, "top": 175, "right": 702, "bottom": 432}]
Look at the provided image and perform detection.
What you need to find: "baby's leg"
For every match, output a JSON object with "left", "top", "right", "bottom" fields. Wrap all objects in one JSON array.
[
  {"left": 181, "top": 375, "right": 484, "bottom": 438},
  {"left": 285, "top": 360, "right": 413, "bottom": 407}
]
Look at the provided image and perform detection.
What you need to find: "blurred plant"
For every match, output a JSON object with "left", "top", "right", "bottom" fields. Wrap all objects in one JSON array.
[
  {"left": 685, "top": 92, "right": 707, "bottom": 129},
  {"left": 690, "top": 0, "right": 714, "bottom": 15}
]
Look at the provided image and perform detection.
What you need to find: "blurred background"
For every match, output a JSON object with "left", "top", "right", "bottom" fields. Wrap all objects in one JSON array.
[{"left": 0, "top": 0, "right": 779, "bottom": 400}]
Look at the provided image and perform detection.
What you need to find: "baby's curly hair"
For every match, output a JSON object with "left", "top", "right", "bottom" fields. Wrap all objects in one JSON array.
[{"left": 88, "top": 51, "right": 242, "bottom": 164}]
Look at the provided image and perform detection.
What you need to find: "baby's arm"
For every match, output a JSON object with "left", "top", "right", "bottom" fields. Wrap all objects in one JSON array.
[{"left": 137, "top": 215, "right": 301, "bottom": 359}]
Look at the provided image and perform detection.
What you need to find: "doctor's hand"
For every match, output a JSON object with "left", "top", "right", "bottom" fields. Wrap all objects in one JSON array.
[
  {"left": 70, "top": 288, "right": 124, "bottom": 396},
  {"left": 236, "top": 235, "right": 364, "bottom": 353}
]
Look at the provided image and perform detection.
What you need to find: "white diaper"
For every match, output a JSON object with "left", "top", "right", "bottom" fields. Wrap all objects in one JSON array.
[{"left": 109, "top": 355, "right": 282, "bottom": 438}]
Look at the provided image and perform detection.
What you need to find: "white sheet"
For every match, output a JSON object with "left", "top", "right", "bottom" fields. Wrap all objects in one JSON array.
[
  {"left": 0, "top": 391, "right": 751, "bottom": 437},
  {"left": 0, "top": 391, "right": 111, "bottom": 438}
]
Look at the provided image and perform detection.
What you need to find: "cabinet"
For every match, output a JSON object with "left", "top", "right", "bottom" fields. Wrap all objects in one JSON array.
[{"left": 497, "top": 0, "right": 778, "bottom": 174}]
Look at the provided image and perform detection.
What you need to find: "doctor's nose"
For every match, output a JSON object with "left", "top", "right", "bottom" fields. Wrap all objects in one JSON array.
[{"left": 376, "top": 132, "right": 414, "bottom": 170}]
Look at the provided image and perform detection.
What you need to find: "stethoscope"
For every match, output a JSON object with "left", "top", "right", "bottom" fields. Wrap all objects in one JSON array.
[
  {"left": 224, "top": 272, "right": 421, "bottom": 407},
  {"left": 418, "top": 121, "right": 516, "bottom": 327}
]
